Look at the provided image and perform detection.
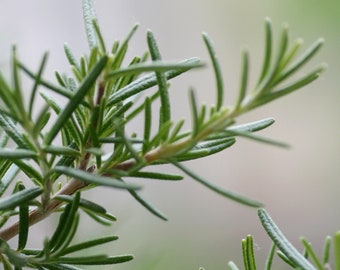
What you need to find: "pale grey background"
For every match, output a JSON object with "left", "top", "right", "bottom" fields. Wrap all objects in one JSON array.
[{"left": 1, "top": 1, "right": 339, "bottom": 269}]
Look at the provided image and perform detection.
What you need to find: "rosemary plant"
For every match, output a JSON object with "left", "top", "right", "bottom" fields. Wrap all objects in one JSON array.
[{"left": 0, "top": 0, "right": 325, "bottom": 269}]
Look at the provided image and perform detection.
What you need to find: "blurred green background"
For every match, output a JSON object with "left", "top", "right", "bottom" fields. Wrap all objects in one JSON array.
[{"left": 1, "top": 1, "right": 339, "bottom": 269}]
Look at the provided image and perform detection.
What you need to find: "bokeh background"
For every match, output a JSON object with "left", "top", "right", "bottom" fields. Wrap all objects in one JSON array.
[{"left": 1, "top": 1, "right": 339, "bottom": 269}]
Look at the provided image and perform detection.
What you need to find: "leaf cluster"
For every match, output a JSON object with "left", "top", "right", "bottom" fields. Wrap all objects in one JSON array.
[
  {"left": 226, "top": 209, "right": 337, "bottom": 270},
  {"left": 0, "top": 0, "right": 324, "bottom": 268}
]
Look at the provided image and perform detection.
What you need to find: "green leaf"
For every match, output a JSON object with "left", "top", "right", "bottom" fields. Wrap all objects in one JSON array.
[
  {"left": 128, "top": 188, "right": 168, "bottom": 221},
  {"left": 172, "top": 161, "right": 262, "bottom": 207},
  {"left": 300, "top": 237, "right": 323, "bottom": 270},
  {"left": 147, "top": 30, "right": 171, "bottom": 138},
  {"left": 131, "top": 171, "right": 183, "bottom": 181},
  {"left": 202, "top": 32, "right": 224, "bottom": 110},
  {"left": 0, "top": 187, "right": 42, "bottom": 211},
  {"left": 58, "top": 235, "right": 119, "bottom": 256},
  {"left": 0, "top": 149, "right": 37, "bottom": 160},
  {"left": 54, "top": 195, "right": 107, "bottom": 214},
  {"left": 43, "top": 145, "right": 80, "bottom": 157},
  {"left": 174, "top": 137, "right": 235, "bottom": 162},
  {"left": 40, "top": 92, "right": 82, "bottom": 146},
  {"left": 275, "top": 38, "right": 324, "bottom": 85},
  {"left": 82, "top": 0, "right": 98, "bottom": 49},
  {"left": 189, "top": 88, "right": 199, "bottom": 137},
  {"left": 0, "top": 112, "right": 28, "bottom": 148},
  {"left": 322, "top": 236, "right": 331, "bottom": 266},
  {"left": 228, "top": 118, "right": 275, "bottom": 133},
  {"left": 49, "top": 193, "right": 80, "bottom": 252},
  {"left": 110, "top": 24, "right": 139, "bottom": 70},
  {"left": 48, "top": 254, "right": 133, "bottom": 265},
  {"left": 54, "top": 166, "right": 141, "bottom": 190},
  {"left": 334, "top": 232, "right": 340, "bottom": 270},
  {"left": 106, "top": 61, "right": 203, "bottom": 79},
  {"left": 242, "top": 235, "right": 257, "bottom": 270},
  {"left": 257, "top": 18, "right": 273, "bottom": 84},
  {"left": 41, "top": 264, "right": 82, "bottom": 270},
  {"left": 64, "top": 43, "right": 80, "bottom": 71},
  {"left": 258, "top": 208, "right": 316, "bottom": 270},
  {"left": 13, "top": 160, "right": 43, "bottom": 184},
  {"left": 45, "top": 56, "right": 108, "bottom": 144},
  {"left": 28, "top": 52, "right": 49, "bottom": 118},
  {"left": 17, "top": 183, "right": 29, "bottom": 251},
  {"left": 0, "top": 164, "right": 20, "bottom": 196},
  {"left": 107, "top": 57, "right": 201, "bottom": 106},
  {"left": 235, "top": 51, "right": 249, "bottom": 110},
  {"left": 265, "top": 244, "right": 276, "bottom": 270}
]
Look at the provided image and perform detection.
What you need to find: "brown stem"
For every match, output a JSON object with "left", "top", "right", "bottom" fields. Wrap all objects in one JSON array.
[{"left": 0, "top": 178, "right": 87, "bottom": 241}]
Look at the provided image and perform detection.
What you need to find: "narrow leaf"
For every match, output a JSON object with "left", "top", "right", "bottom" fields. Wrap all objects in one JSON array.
[
  {"left": 174, "top": 137, "right": 235, "bottom": 162},
  {"left": 301, "top": 237, "right": 323, "bottom": 270},
  {"left": 28, "top": 52, "right": 49, "bottom": 117},
  {"left": 0, "top": 112, "right": 28, "bottom": 148},
  {"left": 54, "top": 195, "right": 106, "bottom": 214},
  {"left": 107, "top": 57, "right": 200, "bottom": 106},
  {"left": 265, "top": 243, "right": 276, "bottom": 270},
  {"left": 17, "top": 183, "right": 29, "bottom": 251},
  {"left": 49, "top": 254, "right": 133, "bottom": 265},
  {"left": 131, "top": 171, "right": 183, "bottom": 181},
  {"left": 82, "top": 0, "right": 98, "bottom": 49},
  {"left": 0, "top": 149, "right": 37, "bottom": 160},
  {"left": 147, "top": 30, "right": 171, "bottom": 137},
  {"left": 128, "top": 188, "right": 168, "bottom": 221},
  {"left": 189, "top": 88, "right": 199, "bottom": 137},
  {"left": 322, "top": 236, "right": 331, "bottom": 265},
  {"left": 172, "top": 161, "right": 262, "bottom": 207},
  {"left": 45, "top": 56, "right": 108, "bottom": 144},
  {"left": 334, "top": 232, "right": 340, "bottom": 270},
  {"left": 54, "top": 166, "right": 141, "bottom": 190},
  {"left": 43, "top": 145, "right": 80, "bottom": 157},
  {"left": 258, "top": 208, "right": 316, "bottom": 270},
  {"left": 202, "top": 32, "right": 224, "bottom": 110},
  {"left": 0, "top": 164, "right": 20, "bottom": 196},
  {"left": 258, "top": 18, "right": 273, "bottom": 84},
  {"left": 64, "top": 43, "right": 80, "bottom": 71},
  {"left": 59, "top": 236, "right": 119, "bottom": 256},
  {"left": 0, "top": 187, "right": 42, "bottom": 211},
  {"left": 235, "top": 51, "right": 249, "bottom": 110}
]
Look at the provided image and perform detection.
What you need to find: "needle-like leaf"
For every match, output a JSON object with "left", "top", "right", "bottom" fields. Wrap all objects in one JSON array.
[
  {"left": 0, "top": 187, "right": 42, "bottom": 211},
  {"left": 54, "top": 166, "right": 141, "bottom": 190},
  {"left": 45, "top": 56, "right": 108, "bottom": 144},
  {"left": 258, "top": 208, "right": 317, "bottom": 270}
]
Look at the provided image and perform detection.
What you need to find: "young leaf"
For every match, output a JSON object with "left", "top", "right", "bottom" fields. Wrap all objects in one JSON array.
[
  {"left": 82, "top": 0, "right": 98, "bottom": 49},
  {"left": 28, "top": 52, "right": 49, "bottom": 118},
  {"left": 147, "top": 30, "right": 171, "bottom": 137},
  {"left": 301, "top": 237, "right": 323, "bottom": 270},
  {"left": 334, "top": 232, "right": 340, "bottom": 270},
  {"left": 202, "top": 32, "right": 224, "bottom": 110},
  {"left": 45, "top": 56, "right": 108, "bottom": 144}
]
